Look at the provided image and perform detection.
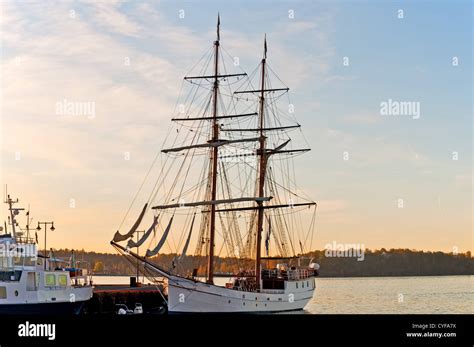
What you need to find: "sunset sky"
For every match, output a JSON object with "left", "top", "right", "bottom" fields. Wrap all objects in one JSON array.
[{"left": 0, "top": 0, "right": 472, "bottom": 254}]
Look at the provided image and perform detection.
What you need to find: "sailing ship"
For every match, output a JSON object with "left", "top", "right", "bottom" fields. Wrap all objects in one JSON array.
[
  {"left": 0, "top": 192, "right": 93, "bottom": 314},
  {"left": 111, "top": 16, "right": 319, "bottom": 313}
]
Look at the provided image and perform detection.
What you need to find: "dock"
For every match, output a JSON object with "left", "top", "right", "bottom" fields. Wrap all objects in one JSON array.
[{"left": 85, "top": 284, "right": 167, "bottom": 314}]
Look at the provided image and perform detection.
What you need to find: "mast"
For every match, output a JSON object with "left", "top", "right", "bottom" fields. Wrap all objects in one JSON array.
[
  {"left": 255, "top": 35, "right": 267, "bottom": 290},
  {"left": 7, "top": 195, "right": 17, "bottom": 236},
  {"left": 4, "top": 188, "right": 22, "bottom": 238},
  {"left": 207, "top": 14, "right": 220, "bottom": 284}
]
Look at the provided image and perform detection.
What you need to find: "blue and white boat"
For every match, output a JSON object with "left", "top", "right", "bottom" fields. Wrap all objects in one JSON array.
[{"left": 0, "top": 193, "right": 93, "bottom": 314}]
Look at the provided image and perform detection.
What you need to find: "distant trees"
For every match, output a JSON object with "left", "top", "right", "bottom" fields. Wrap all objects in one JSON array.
[
  {"left": 308, "top": 249, "right": 473, "bottom": 277},
  {"left": 51, "top": 248, "right": 474, "bottom": 277},
  {"left": 93, "top": 261, "right": 105, "bottom": 273}
]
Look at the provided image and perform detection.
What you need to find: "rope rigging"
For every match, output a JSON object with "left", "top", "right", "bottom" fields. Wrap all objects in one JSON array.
[{"left": 113, "top": 32, "right": 318, "bottom": 279}]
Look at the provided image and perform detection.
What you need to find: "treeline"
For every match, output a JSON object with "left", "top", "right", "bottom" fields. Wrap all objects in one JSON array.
[
  {"left": 308, "top": 249, "right": 473, "bottom": 277},
  {"left": 51, "top": 248, "right": 473, "bottom": 278}
]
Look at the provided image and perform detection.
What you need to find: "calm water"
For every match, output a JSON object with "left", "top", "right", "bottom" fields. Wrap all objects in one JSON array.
[
  {"left": 306, "top": 276, "right": 472, "bottom": 314},
  {"left": 92, "top": 275, "right": 473, "bottom": 314}
]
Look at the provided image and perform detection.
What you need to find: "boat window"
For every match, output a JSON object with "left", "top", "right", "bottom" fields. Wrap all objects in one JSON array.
[
  {"left": 296, "top": 282, "right": 298, "bottom": 288},
  {"left": 0, "top": 256, "right": 10, "bottom": 270},
  {"left": 0, "top": 271, "right": 22, "bottom": 281},
  {"left": 58, "top": 274, "right": 67, "bottom": 287},
  {"left": 0, "top": 286, "right": 6, "bottom": 299},
  {"left": 23, "top": 256, "right": 36, "bottom": 267},
  {"left": 45, "top": 274, "right": 56, "bottom": 287}
]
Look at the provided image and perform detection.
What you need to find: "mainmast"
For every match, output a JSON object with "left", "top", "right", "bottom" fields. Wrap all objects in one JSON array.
[
  {"left": 255, "top": 36, "right": 268, "bottom": 290},
  {"left": 207, "top": 14, "right": 220, "bottom": 284}
]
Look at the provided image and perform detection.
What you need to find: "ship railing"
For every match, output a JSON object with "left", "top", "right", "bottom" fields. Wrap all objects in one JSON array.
[
  {"left": 71, "top": 276, "right": 91, "bottom": 287},
  {"left": 262, "top": 268, "right": 314, "bottom": 281},
  {"left": 14, "top": 236, "right": 36, "bottom": 245},
  {"left": 287, "top": 269, "right": 313, "bottom": 280}
]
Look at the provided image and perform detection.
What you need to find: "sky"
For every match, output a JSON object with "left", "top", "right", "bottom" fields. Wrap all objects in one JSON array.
[{"left": 0, "top": 0, "right": 472, "bottom": 254}]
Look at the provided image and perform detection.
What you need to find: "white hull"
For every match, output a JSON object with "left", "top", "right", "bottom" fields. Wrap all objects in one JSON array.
[
  {"left": 167, "top": 275, "right": 315, "bottom": 313},
  {"left": 0, "top": 281, "right": 93, "bottom": 305}
]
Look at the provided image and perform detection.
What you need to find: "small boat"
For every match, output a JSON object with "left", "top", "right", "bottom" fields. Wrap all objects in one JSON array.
[
  {"left": 111, "top": 15, "right": 319, "bottom": 313},
  {"left": 0, "top": 192, "right": 93, "bottom": 314},
  {"left": 115, "top": 303, "right": 143, "bottom": 315}
]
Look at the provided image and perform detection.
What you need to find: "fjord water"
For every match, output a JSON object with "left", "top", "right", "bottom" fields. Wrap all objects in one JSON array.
[
  {"left": 92, "top": 275, "right": 473, "bottom": 314},
  {"left": 306, "top": 275, "right": 473, "bottom": 314}
]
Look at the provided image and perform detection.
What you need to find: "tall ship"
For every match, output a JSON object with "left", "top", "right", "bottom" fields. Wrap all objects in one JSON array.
[
  {"left": 0, "top": 192, "right": 93, "bottom": 314},
  {"left": 111, "top": 16, "right": 319, "bottom": 313}
]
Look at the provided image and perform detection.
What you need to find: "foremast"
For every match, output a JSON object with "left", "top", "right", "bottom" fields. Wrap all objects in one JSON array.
[{"left": 207, "top": 15, "right": 221, "bottom": 284}]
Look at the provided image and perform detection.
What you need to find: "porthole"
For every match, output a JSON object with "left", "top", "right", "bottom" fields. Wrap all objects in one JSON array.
[
  {"left": 14, "top": 290, "right": 18, "bottom": 297},
  {"left": 243, "top": 302, "right": 246, "bottom": 306},
  {"left": 228, "top": 300, "right": 231, "bottom": 304}
]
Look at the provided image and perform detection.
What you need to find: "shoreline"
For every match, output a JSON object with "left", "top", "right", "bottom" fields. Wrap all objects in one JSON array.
[{"left": 92, "top": 273, "right": 474, "bottom": 279}]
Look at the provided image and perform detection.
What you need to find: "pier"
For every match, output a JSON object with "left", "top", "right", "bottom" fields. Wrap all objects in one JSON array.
[{"left": 85, "top": 283, "right": 167, "bottom": 314}]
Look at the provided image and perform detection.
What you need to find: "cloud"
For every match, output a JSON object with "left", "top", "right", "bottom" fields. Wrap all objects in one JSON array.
[
  {"left": 341, "top": 112, "right": 381, "bottom": 125},
  {"left": 454, "top": 173, "right": 472, "bottom": 189},
  {"left": 91, "top": 2, "right": 142, "bottom": 37},
  {"left": 0, "top": 1, "right": 341, "bottom": 251}
]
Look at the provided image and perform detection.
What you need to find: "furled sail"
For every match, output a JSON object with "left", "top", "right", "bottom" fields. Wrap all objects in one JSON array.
[
  {"left": 113, "top": 203, "right": 148, "bottom": 242},
  {"left": 178, "top": 214, "right": 195, "bottom": 261},
  {"left": 145, "top": 216, "right": 174, "bottom": 257},
  {"left": 265, "top": 217, "right": 271, "bottom": 256},
  {"left": 126, "top": 215, "right": 159, "bottom": 248}
]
